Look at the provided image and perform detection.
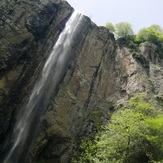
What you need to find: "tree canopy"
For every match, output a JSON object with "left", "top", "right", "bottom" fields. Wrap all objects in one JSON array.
[
  {"left": 135, "top": 24, "right": 163, "bottom": 58},
  {"left": 72, "top": 94, "right": 163, "bottom": 163},
  {"left": 136, "top": 25, "right": 163, "bottom": 43},
  {"left": 106, "top": 22, "right": 134, "bottom": 38},
  {"left": 105, "top": 22, "right": 163, "bottom": 58},
  {"left": 105, "top": 22, "right": 115, "bottom": 33},
  {"left": 115, "top": 22, "right": 134, "bottom": 38}
]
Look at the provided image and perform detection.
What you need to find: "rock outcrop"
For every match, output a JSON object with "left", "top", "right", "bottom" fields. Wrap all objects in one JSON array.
[
  {"left": 139, "top": 42, "right": 159, "bottom": 64},
  {"left": 0, "top": 0, "right": 163, "bottom": 163}
]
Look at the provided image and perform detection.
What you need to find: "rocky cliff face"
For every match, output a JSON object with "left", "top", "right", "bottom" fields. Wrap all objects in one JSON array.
[
  {"left": 0, "top": 0, "right": 72, "bottom": 137},
  {"left": 0, "top": 0, "right": 163, "bottom": 163},
  {"left": 0, "top": 0, "right": 73, "bottom": 161}
]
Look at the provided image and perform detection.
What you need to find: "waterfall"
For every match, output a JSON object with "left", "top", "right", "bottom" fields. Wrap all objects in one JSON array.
[{"left": 4, "top": 10, "right": 83, "bottom": 163}]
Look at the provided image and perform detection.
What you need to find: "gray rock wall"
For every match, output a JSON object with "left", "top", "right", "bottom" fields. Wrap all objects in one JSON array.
[
  {"left": 0, "top": 0, "right": 73, "bottom": 160},
  {"left": 33, "top": 25, "right": 116, "bottom": 162}
]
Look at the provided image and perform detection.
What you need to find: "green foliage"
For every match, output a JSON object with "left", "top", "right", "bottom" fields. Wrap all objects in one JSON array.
[
  {"left": 105, "top": 22, "right": 134, "bottom": 39},
  {"left": 115, "top": 22, "right": 134, "bottom": 38},
  {"left": 89, "top": 112, "right": 104, "bottom": 129},
  {"left": 136, "top": 25, "right": 163, "bottom": 58},
  {"left": 127, "top": 93, "right": 157, "bottom": 116},
  {"left": 116, "top": 35, "right": 139, "bottom": 52},
  {"left": 72, "top": 94, "right": 163, "bottom": 163},
  {"left": 105, "top": 22, "right": 163, "bottom": 59},
  {"left": 105, "top": 22, "right": 115, "bottom": 33},
  {"left": 150, "top": 25, "right": 163, "bottom": 33},
  {"left": 145, "top": 115, "right": 163, "bottom": 161},
  {"left": 136, "top": 26, "right": 163, "bottom": 44}
]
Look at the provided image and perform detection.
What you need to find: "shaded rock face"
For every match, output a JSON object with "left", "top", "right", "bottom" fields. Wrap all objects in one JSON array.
[
  {"left": 1, "top": 1, "right": 163, "bottom": 163},
  {"left": 139, "top": 42, "right": 159, "bottom": 64},
  {"left": 0, "top": 0, "right": 116, "bottom": 162},
  {"left": 0, "top": 0, "right": 73, "bottom": 159},
  {"left": 33, "top": 26, "right": 116, "bottom": 162}
]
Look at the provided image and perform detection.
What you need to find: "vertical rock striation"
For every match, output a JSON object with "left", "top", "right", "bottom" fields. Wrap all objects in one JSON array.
[
  {"left": 0, "top": 0, "right": 73, "bottom": 161},
  {"left": 33, "top": 25, "right": 116, "bottom": 162}
]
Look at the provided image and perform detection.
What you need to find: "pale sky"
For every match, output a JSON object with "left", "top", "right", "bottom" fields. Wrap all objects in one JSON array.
[{"left": 68, "top": 0, "right": 163, "bottom": 33}]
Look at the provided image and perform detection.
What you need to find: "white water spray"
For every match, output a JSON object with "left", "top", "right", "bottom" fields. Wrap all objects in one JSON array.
[{"left": 4, "top": 10, "right": 83, "bottom": 163}]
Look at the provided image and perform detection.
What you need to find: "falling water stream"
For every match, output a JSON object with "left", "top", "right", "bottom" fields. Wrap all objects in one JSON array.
[{"left": 4, "top": 10, "right": 83, "bottom": 163}]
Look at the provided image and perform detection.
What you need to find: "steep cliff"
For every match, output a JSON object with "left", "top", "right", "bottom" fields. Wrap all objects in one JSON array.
[
  {"left": 0, "top": 0, "right": 163, "bottom": 163},
  {"left": 0, "top": 0, "right": 74, "bottom": 161}
]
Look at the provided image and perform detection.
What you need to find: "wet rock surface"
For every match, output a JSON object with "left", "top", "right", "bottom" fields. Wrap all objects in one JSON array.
[
  {"left": 1, "top": 0, "right": 163, "bottom": 163},
  {"left": 0, "top": 0, "right": 73, "bottom": 160}
]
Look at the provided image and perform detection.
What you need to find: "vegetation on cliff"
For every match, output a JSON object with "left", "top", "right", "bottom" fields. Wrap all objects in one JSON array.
[
  {"left": 106, "top": 23, "right": 163, "bottom": 59},
  {"left": 106, "top": 22, "right": 134, "bottom": 39},
  {"left": 72, "top": 94, "right": 163, "bottom": 163}
]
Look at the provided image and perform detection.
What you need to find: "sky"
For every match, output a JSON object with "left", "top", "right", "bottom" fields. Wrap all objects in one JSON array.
[{"left": 68, "top": 0, "right": 163, "bottom": 33}]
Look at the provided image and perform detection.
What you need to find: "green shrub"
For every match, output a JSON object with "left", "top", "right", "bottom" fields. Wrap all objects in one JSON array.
[
  {"left": 72, "top": 94, "right": 163, "bottom": 163},
  {"left": 136, "top": 25, "right": 163, "bottom": 58},
  {"left": 105, "top": 22, "right": 163, "bottom": 59},
  {"left": 115, "top": 22, "right": 134, "bottom": 39},
  {"left": 145, "top": 116, "right": 163, "bottom": 161},
  {"left": 105, "top": 22, "right": 115, "bottom": 33}
]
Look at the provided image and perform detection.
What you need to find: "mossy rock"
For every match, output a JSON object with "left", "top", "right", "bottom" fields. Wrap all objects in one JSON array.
[
  {"left": 155, "top": 95, "right": 163, "bottom": 107},
  {"left": 89, "top": 111, "right": 103, "bottom": 127},
  {"left": 132, "top": 52, "right": 149, "bottom": 69}
]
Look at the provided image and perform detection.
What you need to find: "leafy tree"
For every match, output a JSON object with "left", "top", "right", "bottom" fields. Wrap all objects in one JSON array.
[
  {"left": 136, "top": 25, "right": 163, "bottom": 58},
  {"left": 105, "top": 22, "right": 115, "bottom": 33},
  {"left": 115, "top": 22, "right": 134, "bottom": 38},
  {"left": 150, "top": 24, "right": 163, "bottom": 34},
  {"left": 145, "top": 115, "right": 163, "bottom": 161},
  {"left": 135, "top": 28, "right": 148, "bottom": 43},
  {"left": 136, "top": 25, "right": 163, "bottom": 44},
  {"left": 72, "top": 94, "right": 163, "bottom": 163}
]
